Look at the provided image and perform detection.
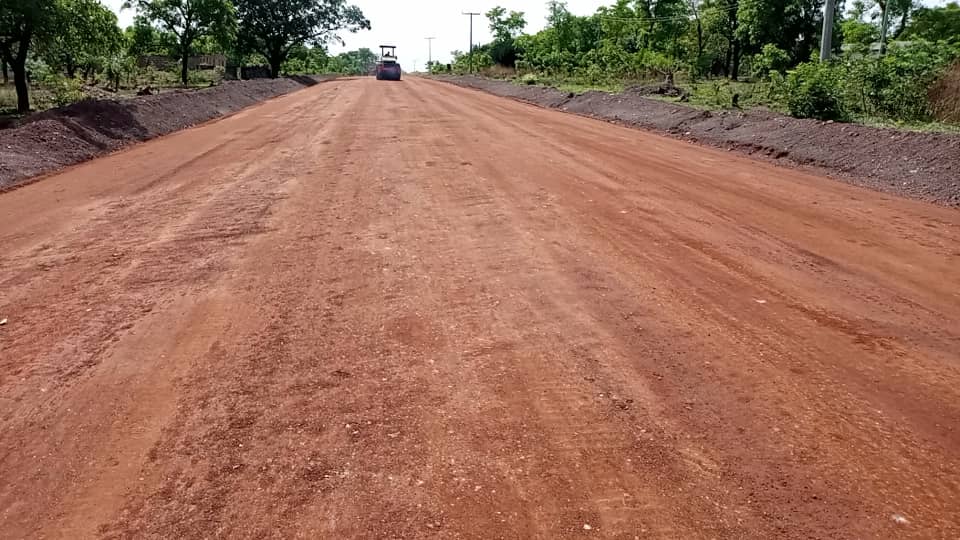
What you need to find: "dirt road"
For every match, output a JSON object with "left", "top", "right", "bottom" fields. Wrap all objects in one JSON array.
[{"left": 1, "top": 77, "right": 959, "bottom": 539}]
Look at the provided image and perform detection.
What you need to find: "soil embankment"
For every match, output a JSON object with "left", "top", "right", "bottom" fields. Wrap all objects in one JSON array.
[{"left": 0, "top": 76, "right": 333, "bottom": 190}]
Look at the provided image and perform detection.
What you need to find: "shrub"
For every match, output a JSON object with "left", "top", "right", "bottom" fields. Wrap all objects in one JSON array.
[
  {"left": 785, "top": 61, "right": 849, "bottom": 121},
  {"left": 103, "top": 55, "right": 135, "bottom": 91},
  {"left": 752, "top": 44, "right": 791, "bottom": 80},
  {"left": 50, "top": 75, "right": 85, "bottom": 107},
  {"left": 843, "top": 40, "right": 960, "bottom": 121}
]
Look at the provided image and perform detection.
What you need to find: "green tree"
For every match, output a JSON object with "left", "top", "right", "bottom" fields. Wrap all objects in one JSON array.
[
  {"left": 487, "top": 6, "right": 526, "bottom": 41},
  {"left": 738, "top": 0, "right": 823, "bottom": 66},
  {"left": 125, "top": 15, "right": 178, "bottom": 57},
  {"left": 872, "top": 0, "right": 916, "bottom": 51},
  {"left": 235, "top": 0, "right": 369, "bottom": 79},
  {"left": 705, "top": 0, "right": 743, "bottom": 78},
  {"left": 902, "top": 3, "right": 960, "bottom": 43},
  {"left": 841, "top": 19, "right": 879, "bottom": 48},
  {"left": 326, "top": 47, "right": 376, "bottom": 75},
  {"left": 486, "top": 6, "right": 526, "bottom": 66},
  {"left": 282, "top": 44, "right": 329, "bottom": 74},
  {"left": 752, "top": 43, "right": 790, "bottom": 78},
  {"left": 42, "top": 0, "right": 123, "bottom": 78},
  {"left": 125, "top": 0, "right": 236, "bottom": 85},
  {"left": 0, "top": 0, "right": 61, "bottom": 112}
]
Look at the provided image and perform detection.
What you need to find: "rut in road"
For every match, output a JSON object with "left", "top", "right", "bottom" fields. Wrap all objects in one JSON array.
[{"left": 0, "top": 77, "right": 958, "bottom": 539}]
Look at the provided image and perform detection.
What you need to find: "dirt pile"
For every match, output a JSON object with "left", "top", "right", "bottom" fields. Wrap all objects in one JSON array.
[
  {"left": 0, "top": 76, "right": 332, "bottom": 190},
  {"left": 930, "top": 61, "right": 960, "bottom": 124},
  {"left": 436, "top": 75, "right": 960, "bottom": 206}
]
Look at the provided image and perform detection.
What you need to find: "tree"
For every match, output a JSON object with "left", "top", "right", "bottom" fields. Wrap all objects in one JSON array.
[
  {"left": 873, "top": 0, "right": 916, "bottom": 51},
  {"left": 738, "top": 0, "right": 824, "bottom": 67},
  {"left": 487, "top": 6, "right": 526, "bottom": 41},
  {"left": 705, "top": 0, "right": 743, "bottom": 79},
  {"left": 902, "top": 2, "right": 960, "bottom": 43},
  {"left": 486, "top": 6, "right": 526, "bottom": 66},
  {"left": 125, "top": 0, "right": 236, "bottom": 85},
  {"left": 42, "top": 0, "right": 123, "bottom": 78},
  {"left": 0, "top": 0, "right": 60, "bottom": 112},
  {"left": 235, "top": 0, "right": 369, "bottom": 79},
  {"left": 325, "top": 47, "right": 375, "bottom": 75},
  {"left": 840, "top": 0, "right": 880, "bottom": 50},
  {"left": 125, "top": 15, "right": 178, "bottom": 57},
  {"left": 281, "top": 44, "right": 329, "bottom": 74}
]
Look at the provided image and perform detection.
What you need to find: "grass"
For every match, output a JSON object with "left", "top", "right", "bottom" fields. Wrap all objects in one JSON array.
[
  {"left": 852, "top": 116, "right": 960, "bottom": 133},
  {"left": 485, "top": 71, "right": 960, "bottom": 134},
  {"left": 0, "top": 84, "right": 16, "bottom": 111},
  {"left": 682, "top": 79, "right": 785, "bottom": 111},
  {"left": 0, "top": 82, "right": 53, "bottom": 114},
  {"left": 553, "top": 79, "right": 626, "bottom": 94},
  {"left": 504, "top": 73, "right": 626, "bottom": 94},
  {"left": 0, "top": 67, "right": 225, "bottom": 116}
]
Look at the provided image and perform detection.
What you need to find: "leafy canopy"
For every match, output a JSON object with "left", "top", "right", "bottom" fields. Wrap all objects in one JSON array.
[
  {"left": 41, "top": 0, "right": 124, "bottom": 76},
  {"left": 903, "top": 2, "right": 960, "bottom": 43},
  {"left": 125, "top": 0, "right": 236, "bottom": 83},
  {"left": 236, "top": 0, "right": 369, "bottom": 77}
]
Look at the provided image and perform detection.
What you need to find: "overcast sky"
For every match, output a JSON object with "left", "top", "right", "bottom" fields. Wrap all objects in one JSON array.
[{"left": 106, "top": 0, "right": 950, "bottom": 69}]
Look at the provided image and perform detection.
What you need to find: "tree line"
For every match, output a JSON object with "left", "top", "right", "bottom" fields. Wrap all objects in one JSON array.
[
  {"left": 444, "top": 0, "right": 960, "bottom": 122},
  {"left": 1, "top": 0, "right": 369, "bottom": 113}
]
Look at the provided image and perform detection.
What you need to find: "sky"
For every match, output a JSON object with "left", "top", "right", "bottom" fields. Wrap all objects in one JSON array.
[
  {"left": 106, "top": 0, "right": 951, "bottom": 70},
  {"left": 325, "top": 0, "right": 611, "bottom": 68},
  {"left": 105, "top": 0, "right": 610, "bottom": 68}
]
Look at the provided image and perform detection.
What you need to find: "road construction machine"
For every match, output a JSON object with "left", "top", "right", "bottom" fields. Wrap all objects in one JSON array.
[{"left": 375, "top": 45, "right": 402, "bottom": 81}]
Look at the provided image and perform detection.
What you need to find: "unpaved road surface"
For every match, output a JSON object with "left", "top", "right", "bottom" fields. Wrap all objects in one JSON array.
[{"left": 2, "top": 77, "right": 959, "bottom": 539}]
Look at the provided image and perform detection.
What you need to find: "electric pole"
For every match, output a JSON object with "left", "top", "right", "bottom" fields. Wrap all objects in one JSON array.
[
  {"left": 463, "top": 12, "right": 480, "bottom": 73},
  {"left": 819, "top": 0, "right": 836, "bottom": 60},
  {"left": 879, "top": 1, "right": 891, "bottom": 54},
  {"left": 425, "top": 37, "right": 435, "bottom": 71}
]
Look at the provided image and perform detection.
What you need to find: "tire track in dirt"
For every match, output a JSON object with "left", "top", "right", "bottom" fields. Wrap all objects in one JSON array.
[
  {"left": 0, "top": 81, "right": 353, "bottom": 538},
  {"left": 411, "top": 77, "right": 960, "bottom": 538},
  {"left": 0, "top": 77, "right": 958, "bottom": 539}
]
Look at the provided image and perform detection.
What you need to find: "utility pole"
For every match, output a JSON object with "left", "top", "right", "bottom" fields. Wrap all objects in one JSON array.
[
  {"left": 463, "top": 12, "right": 480, "bottom": 73},
  {"left": 819, "top": 0, "right": 836, "bottom": 60},
  {"left": 425, "top": 37, "right": 435, "bottom": 71},
  {"left": 879, "top": 1, "right": 891, "bottom": 54}
]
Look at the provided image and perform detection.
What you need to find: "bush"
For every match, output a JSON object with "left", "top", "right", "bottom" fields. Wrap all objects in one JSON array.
[
  {"left": 752, "top": 44, "right": 791, "bottom": 80},
  {"left": 103, "top": 54, "right": 135, "bottom": 90},
  {"left": 49, "top": 75, "right": 85, "bottom": 107},
  {"left": 785, "top": 61, "right": 849, "bottom": 121},
  {"left": 843, "top": 40, "right": 959, "bottom": 121}
]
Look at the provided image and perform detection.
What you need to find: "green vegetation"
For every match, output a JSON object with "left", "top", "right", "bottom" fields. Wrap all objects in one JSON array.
[
  {"left": 321, "top": 48, "right": 378, "bottom": 75},
  {"left": 1, "top": 0, "right": 369, "bottom": 114},
  {"left": 124, "top": 0, "right": 236, "bottom": 85},
  {"left": 235, "top": 0, "right": 369, "bottom": 78},
  {"left": 437, "top": 0, "right": 960, "bottom": 126}
]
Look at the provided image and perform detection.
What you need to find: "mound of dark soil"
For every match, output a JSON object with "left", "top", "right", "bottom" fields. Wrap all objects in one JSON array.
[
  {"left": 0, "top": 76, "right": 331, "bottom": 190},
  {"left": 436, "top": 75, "right": 960, "bottom": 207}
]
